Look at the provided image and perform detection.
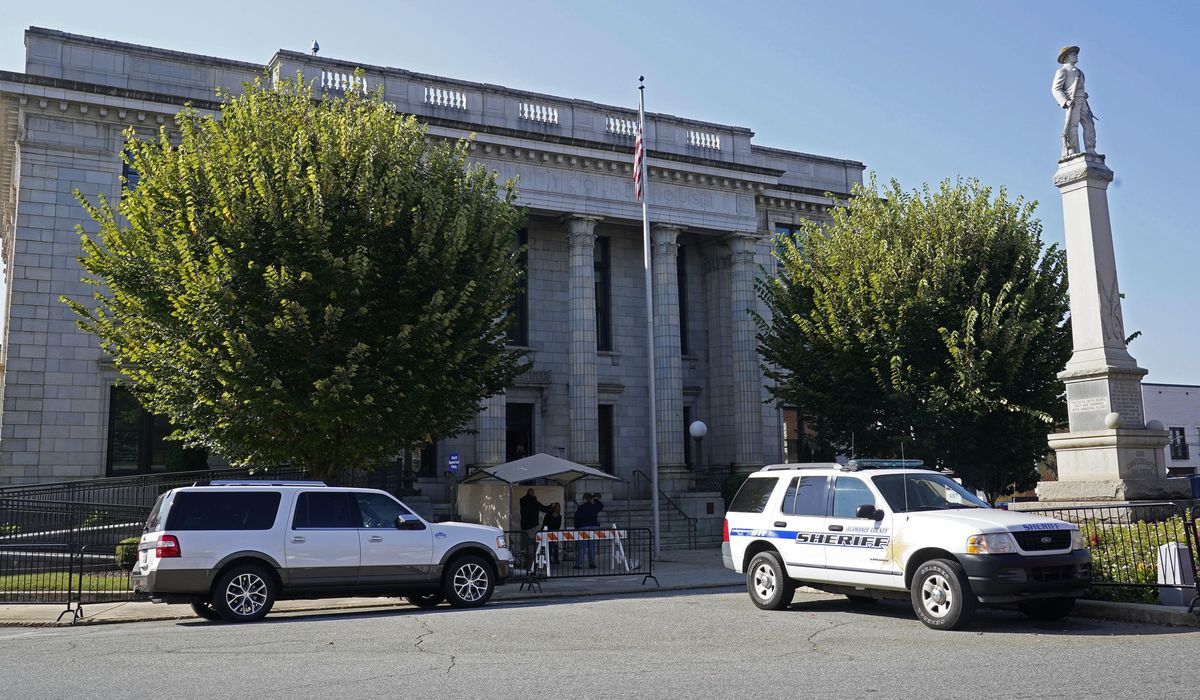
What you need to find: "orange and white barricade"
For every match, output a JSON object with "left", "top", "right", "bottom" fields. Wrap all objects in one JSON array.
[{"left": 533, "top": 525, "right": 632, "bottom": 577}]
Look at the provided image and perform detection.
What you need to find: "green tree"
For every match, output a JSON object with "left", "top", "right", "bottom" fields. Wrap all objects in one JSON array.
[
  {"left": 67, "top": 75, "right": 526, "bottom": 479},
  {"left": 757, "top": 178, "right": 1071, "bottom": 502}
]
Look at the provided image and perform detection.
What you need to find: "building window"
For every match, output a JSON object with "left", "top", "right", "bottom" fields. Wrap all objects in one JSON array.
[
  {"left": 1169, "top": 427, "right": 1189, "bottom": 460},
  {"left": 598, "top": 404, "right": 614, "bottom": 472},
  {"left": 121, "top": 158, "right": 140, "bottom": 192},
  {"left": 595, "top": 236, "right": 612, "bottom": 351},
  {"left": 773, "top": 223, "right": 802, "bottom": 271},
  {"left": 507, "top": 228, "right": 529, "bottom": 346},
  {"left": 677, "top": 245, "right": 689, "bottom": 355},
  {"left": 106, "top": 386, "right": 206, "bottom": 476},
  {"left": 782, "top": 407, "right": 816, "bottom": 463}
]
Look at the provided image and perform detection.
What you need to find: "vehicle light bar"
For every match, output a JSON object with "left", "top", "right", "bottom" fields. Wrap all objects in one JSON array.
[{"left": 842, "top": 459, "right": 925, "bottom": 471}]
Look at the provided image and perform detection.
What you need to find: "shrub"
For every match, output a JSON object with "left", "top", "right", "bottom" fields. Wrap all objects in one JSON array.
[
  {"left": 115, "top": 537, "right": 140, "bottom": 572},
  {"left": 1077, "top": 515, "right": 1200, "bottom": 604}
]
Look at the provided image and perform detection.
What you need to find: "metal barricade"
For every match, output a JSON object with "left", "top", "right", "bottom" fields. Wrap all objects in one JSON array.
[
  {"left": 1018, "top": 501, "right": 1200, "bottom": 609},
  {"left": 506, "top": 527, "right": 658, "bottom": 591}
]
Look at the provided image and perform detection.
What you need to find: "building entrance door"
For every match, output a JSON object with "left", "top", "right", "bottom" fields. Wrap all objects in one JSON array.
[{"left": 506, "top": 403, "right": 534, "bottom": 461}]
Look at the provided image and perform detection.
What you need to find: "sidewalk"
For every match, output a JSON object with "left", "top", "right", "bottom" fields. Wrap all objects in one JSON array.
[{"left": 1, "top": 547, "right": 1196, "bottom": 628}]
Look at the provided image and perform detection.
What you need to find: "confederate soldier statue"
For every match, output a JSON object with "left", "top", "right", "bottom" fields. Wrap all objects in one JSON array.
[{"left": 1052, "top": 45, "right": 1097, "bottom": 158}]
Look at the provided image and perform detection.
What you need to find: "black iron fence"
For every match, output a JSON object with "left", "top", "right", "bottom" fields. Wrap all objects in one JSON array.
[
  {"left": 506, "top": 527, "right": 657, "bottom": 588},
  {"left": 1019, "top": 501, "right": 1200, "bottom": 607}
]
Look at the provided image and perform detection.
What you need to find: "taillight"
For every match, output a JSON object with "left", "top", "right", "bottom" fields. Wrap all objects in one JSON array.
[
  {"left": 723, "top": 519, "right": 730, "bottom": 542},
  {"left": 156, "top": 534, "right": 181, "bottom": 558}
]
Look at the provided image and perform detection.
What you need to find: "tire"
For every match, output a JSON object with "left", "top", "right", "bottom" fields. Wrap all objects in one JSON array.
[
  {"left": 442, "top": 555, "right": 495, "bottom": 608},
  {"left": 746, "top": 551, "right": 795, "bottom": 611},
  {"left": 212, "top": 564, "right": 276, "bottom": 623},
  {"left": 406, "top": 592, "right": 445, "bottom": 608},
  {"left": 910, "top": 558, "right": 976, "bottom": 630},
  {"left": 1017, "top": 597, "right": 1075, "bottom": 621},
  {"left": 189, "top": 598, "right": 223, "bottom": 621}
]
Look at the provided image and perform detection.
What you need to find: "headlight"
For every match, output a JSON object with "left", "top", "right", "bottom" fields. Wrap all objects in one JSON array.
[
  {"left": 966, "top": 533, "right": 1018, "bottom": 554},
  {"left": 495, "top": 534, "right": 508, "bottom": 550},
  {"left": 1070, "top": 529, "right": 1086, "bottom": 551}
]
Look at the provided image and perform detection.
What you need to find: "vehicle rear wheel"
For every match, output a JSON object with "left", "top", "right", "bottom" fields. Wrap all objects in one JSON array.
[
  {"left": 1017, "top": 597, "right": 1075, "bottom": 621},
  {"left": 746, "top": 551, "right": 795, "bottom": 611},
  {"left": 190, "top": 598, "right": 222, "bottom": 621},
  {"left": 406, "top": 592, "right": 445, "bottom": 608},
  {"left": 910, "top": 558, "right": 975, "bottom": 630},
  {"left": 212, "top": 564, "right": 276, "bottom": 623},
  {"left": 442, "top": 555, "right": 495, "bottom": 608}
]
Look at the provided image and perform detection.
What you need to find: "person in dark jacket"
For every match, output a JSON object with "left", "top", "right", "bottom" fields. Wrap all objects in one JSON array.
[
  {"left": 573, "top": 493, "right": 604, "bottom": 568},
  {"left": 519, "top": 488, "right": 551, "bottom": 561}
]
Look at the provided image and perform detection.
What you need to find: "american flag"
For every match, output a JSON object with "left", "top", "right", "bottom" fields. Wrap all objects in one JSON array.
[{"left": 633, "top": 119, "right": 645, "bottom": 203}]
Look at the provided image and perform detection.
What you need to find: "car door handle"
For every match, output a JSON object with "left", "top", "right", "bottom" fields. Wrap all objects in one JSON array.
[
  {"left": 368, "top": 535, "right": 383, "bottom": 543},
  {"left": 773, "top": 521, "right": 787, "bottom": 527},
  {"left": 291, "top": 536, "right": 305, "bottom": 543},
  {"left": 828, "top": 525, "right": 843, "bottom": 532}
]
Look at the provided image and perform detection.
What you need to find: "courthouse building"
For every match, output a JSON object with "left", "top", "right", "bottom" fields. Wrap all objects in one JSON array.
[{"left": 0, "top": 28, "right": 864, "bottom": 500}]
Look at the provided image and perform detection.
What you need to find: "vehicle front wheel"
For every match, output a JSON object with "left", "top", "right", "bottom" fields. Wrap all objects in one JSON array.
[
  {"left": 746, "top": 551, "right": 795, "bottom": 611},
  {"left": 910, "top": 558, "right": 975, "bottom": 630},
  {"left": 1017, "top": 597, "right": 1075, "bottom": 621},
  {"left": 406, "top": 592, "right": 445, "bottom": 608},
  {"left": 189, "top": 598, "right": 222, "bottom": 621},
  {"left": 212, "top": 564, "right": 276, "bottom": 623},
  {"left": 442, "top": 555, "right": 495, "bottom": 608}
]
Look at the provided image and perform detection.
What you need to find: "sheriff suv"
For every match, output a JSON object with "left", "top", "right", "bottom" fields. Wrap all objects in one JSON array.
[
  {"left": 131, "top": 481, "right": 513, "bottom": 622},
  {"left": 722, "top": 461, "right": 1092, "bottom": 630}
]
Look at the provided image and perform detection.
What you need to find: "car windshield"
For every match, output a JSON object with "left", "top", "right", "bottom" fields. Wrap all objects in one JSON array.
[{"left": 871, "top": 473, "right": 989, "bottom": 513}]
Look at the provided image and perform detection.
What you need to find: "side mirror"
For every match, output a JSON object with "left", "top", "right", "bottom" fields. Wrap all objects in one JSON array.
[
  {"left": 856, "top": 504, "right": 884, "bottom": 521},
  {"left": 395, "top": 517, "right": 426, "bottom": 531}
]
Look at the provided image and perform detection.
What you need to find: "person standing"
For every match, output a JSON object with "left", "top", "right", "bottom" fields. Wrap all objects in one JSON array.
[
  {"left": 573, "top": 493, "right": 604, "bottom": 569},
  {"left": 1051, "top": 45, "right": 1097, "bottom": 158},
  {"left": 519, "top": 488, "right": 551, "bottom": 562}
]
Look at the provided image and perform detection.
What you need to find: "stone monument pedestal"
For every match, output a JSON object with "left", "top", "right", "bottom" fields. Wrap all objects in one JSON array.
[{"left": 1041, "top": 151, "right": 1186, "bottom": 501}]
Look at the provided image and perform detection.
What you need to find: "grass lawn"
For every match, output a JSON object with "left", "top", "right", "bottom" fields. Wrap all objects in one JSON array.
[{"left": 0, "top": 572, "right": 131, "bottom": 592}]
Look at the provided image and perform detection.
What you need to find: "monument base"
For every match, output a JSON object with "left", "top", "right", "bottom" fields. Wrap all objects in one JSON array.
[
  {"left": 1041, "top": 427, "right": 1188, "bottom": 501},
  {"left": 1036, "top": 478, "right": 1190, "bottom": 502}
]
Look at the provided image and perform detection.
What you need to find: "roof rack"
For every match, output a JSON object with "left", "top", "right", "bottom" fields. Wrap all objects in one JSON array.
[
  {"left": 760, "top": 463, "right": 842, "bottom": 471},
  {"left": 193, "top": 480, "right": 328, "bottom": 487}
]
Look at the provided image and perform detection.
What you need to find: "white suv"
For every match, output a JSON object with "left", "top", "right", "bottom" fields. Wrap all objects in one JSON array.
[
  {"left": 131, "top": 481, "right": 513, "bottom": 622},
  {"left": 722, "top": 461, "right": 1092, "bottom": 630}
]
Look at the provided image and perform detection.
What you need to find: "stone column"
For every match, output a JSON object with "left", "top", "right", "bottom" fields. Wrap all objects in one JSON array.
[
  {"left": 475, "top": 392, "right": 506, "bottom": 466},
  {"left": 1039, "top": 154, "right": 1183, "bottom": 501},
  {"left": 567, "top": 215, "right": 600, "bottom": 466},
  {"left": 729, "top": 233, "right": 763, "bottom": 471},
  {"left": 651, "top": 225, "right": 688, "bottom": 491}
]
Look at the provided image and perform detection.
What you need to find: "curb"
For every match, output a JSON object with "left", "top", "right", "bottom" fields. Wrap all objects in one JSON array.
[{"left": 1074, "top": 599, "right": 1200, "bottom": 627}]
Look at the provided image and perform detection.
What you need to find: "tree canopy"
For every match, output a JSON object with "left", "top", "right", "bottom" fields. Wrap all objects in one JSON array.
[
  {"left": 756, "top": 178, "right": 1071, "bottom": 501},
  {"left": 68, "top": 75, "right": 526, "bottom": 479}
]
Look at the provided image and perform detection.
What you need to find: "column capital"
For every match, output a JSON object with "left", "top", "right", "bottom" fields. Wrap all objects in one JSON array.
[
  {"left": 564, "top": 214, "right": 601, "bottom": 247},
  {"left": 651, "top": 224, "right": 680, "bottom": 258},
  {"left": 727, "top": 232, "right": 760, "bottom": 262}
]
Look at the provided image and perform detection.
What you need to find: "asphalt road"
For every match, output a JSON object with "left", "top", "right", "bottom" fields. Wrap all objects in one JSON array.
[{"left": 2, "top": 588, "right": 1198, "bottom": 698}]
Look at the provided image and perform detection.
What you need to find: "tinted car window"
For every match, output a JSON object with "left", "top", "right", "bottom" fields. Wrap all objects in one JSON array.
[
  {"left": 781, "top": 476, "right": 828, "bottom": 516},
  {"left": 292, "top": 492, "right": 358, "bottom": 529},
  {"left": 832, "top": 477, "right": 876, "bottom": 518},
  {"left": 165, "top": 492, "right": 281, "bottom": 531},
  {"left": 728, "top": 477, "right": 779, "bottom": 513},
  {"left": 355, "top": 492, "right": 418, "bottom": 529}
]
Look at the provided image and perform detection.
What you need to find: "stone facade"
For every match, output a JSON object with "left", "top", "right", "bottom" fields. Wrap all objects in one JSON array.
[{"left": 0, "top": 28, "right": 864, "bottom": 498}]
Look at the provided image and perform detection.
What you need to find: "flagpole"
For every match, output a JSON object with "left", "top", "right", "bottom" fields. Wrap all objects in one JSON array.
[{"left": 638, "top": 76, "right": 661, "bottom": 560}]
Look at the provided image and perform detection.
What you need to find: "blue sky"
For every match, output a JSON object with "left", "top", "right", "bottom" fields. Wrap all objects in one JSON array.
[{"left": 3, "top": 1, "right": 1198, "bottom": 383}]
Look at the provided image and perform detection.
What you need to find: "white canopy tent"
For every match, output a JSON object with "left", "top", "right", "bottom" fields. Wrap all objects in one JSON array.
[{"left": 456, "top": 453, "right": 624, "bottom": 532}]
